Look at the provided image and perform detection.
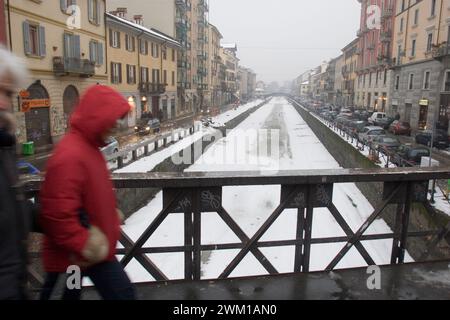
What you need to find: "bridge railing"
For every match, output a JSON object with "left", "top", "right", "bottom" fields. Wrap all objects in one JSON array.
[{"left": 21, "top": 167, "right": 450, "bottom": 283}]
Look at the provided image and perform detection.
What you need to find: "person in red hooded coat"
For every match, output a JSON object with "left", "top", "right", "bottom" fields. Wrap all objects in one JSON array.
[{"left": 39, "top": 85, "right": 135, "bottom": 300}]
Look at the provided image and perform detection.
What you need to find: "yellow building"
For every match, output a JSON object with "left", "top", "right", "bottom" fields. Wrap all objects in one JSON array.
[
  {"left": 220, "top": 44, "right": 239, "bottom": 104},
  {"left": 4, "top": 0, "right": 107, "bottom": 150},
  {"left": 106, "top": 11, "right": 180, "bottom": 127},
  {"left": 206, "top": 23, "right": 223, "bottom": 109},
  {"left": 390, "top": 0, "right": 450, "bottom": 132},
  {"left": 342, "top": 38, "right": 359, "bottom": 106}
]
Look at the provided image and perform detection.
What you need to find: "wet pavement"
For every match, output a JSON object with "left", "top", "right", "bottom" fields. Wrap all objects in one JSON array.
[{"left": 82, "top": 260, "right": 450, "bottom": 300}]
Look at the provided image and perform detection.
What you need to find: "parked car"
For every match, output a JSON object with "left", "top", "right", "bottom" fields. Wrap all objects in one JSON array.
[
  {"left": 389, "top": 121, "right": 412, "bottom": 136},
  {"left": 374, "top": 116, "right": 395, "bottom": 129},
  {"left": 368, "top": 112, "right": 387, "bottom": 125},
  {"left": 371, "top": 136, "right": 401, "bottom": 154},
  {"left": 100, "top": 136, "right": 119, "bottom": 157},
  {"left": 391, "top": 144, "right": 430, "bottom": 167},
  {"left": 134, "top": 118, "right": 161, "bottom": 136},
  {"left": 358, "top": 126, "right": 386, "bottom": 144},
  {"left": 415, "top": 129, "right": 449, "bottom": 149},
  {"left": 348, "top": 120, "right": 368, "bottom": 136}
]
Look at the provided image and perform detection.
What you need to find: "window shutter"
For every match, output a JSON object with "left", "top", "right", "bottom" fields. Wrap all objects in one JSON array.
[
  {"left": 126, "top": 64, "right": 130, "bottom": 84},
  {"left": 39, "top": 26, "right": 46, "bottom": 57},
  {"left": 73, "top": 35, "right": 81, "bottom": 59},
  {"left": 109, "top": 29, "right": 113, "bottom": 47},
  {"left": 96, "top": 0, "right": 101, "bottom": 24},
  {"left": 125, "top": 34, "right": 129, "bottom": 50},
  {"left": 117, "top": 32, "right": 121, "bottom": 48},
  {"left": 118, "top": 64, "right": 122, "bottom": 83},
  {"left": 63, "top": 33, "right": 69, "bottom": 57},
  {"left": 111, "top": 62, "right": 114, "bottom": 83},
  {"left": 60, "top": 0, "right": 67, "bottom": 12},
  {"left": 89, "top": 41, "right": 94, "bottom": 61},
  {"left": 145, "top": 41, "right": 148, "bottom": 55},
  {"left": 23, "top": 21, "right": 31, "bottom": 55},
  {"left": 88, "top": 0, "right": 93, "bottom": 22},
  {"left": 132, "top": 37, "right": 135, "bottom": 52},
  {"left": 98, "top": 42, "right": 103, "bottom": 65}
]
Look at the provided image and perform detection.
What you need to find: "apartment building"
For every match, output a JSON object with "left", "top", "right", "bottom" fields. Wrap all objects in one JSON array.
[
  {"left": 220, "top": 44, "right": 239, "bottom": 104},
  {"left": 341, "top": 38, "right": 359, "bottom": 106},
  {"left": 206, "top": 23, "right": 223, "bottom": 109},
  {"left": 389, "top": 0, "right": 450, "bottom": 133},
  {"left": 333, "top": 55, "right": 345, "bottom": 105},
  {"left": 355, "top": 0, "right": 396, "bottom": 112},
  {"left": 4, "top": 0, "right": 107, "bottom": 150},
  {"left": 107, "top": 0, "right": 210, "bottom": 116},
  {"left": 106, "top": 11, "right": 180, "bottom": 127}
]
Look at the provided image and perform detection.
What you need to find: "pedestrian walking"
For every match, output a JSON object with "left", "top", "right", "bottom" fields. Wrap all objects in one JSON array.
[
  {"left": 0, "top": 46, "right": 37, "bottom": 300},
  {"left": 39, "top": 85, "right": 136, "bottom": 300}
]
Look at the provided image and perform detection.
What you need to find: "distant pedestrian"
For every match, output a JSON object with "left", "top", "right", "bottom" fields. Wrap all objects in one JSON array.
[
  {"left": 0, "top": 46, "right": 37, "bottom": 300},
  {"left": 39, "top": 85, "right": 136, "bottom": 300}
]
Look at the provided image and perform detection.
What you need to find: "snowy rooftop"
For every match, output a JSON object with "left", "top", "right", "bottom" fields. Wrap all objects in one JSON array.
[{"left": 106, "top": 13, "right": 180, "bottom": 47}]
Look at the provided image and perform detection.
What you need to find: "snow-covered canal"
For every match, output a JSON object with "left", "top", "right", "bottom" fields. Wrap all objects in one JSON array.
[{"left": 120, "top": 97, "right": 412, "bottom": 283}]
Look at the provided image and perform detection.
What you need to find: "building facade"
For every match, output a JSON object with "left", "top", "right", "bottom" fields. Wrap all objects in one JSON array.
[
  {"left": 220, "top": 44, "right": 239, "bottom": 104},
  {"left": 389, "top": 0, "right": 450, "bottom": 133},
  {"left": 342, "top": 38, "right": 359, "bottom": 106},
  {"left": 106, "top": 12, "right": 180, "bottom": 127},
  {"left": 5, "top": 0, "right": 107, "bottom": 150},
  {"left": 107, "top": 0, "right": 210, "bottom": 117},
  {"left": 355, "top": 0, "right": 396, "bottom": 112}
]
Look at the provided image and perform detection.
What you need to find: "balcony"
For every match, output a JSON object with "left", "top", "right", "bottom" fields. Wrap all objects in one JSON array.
[
  {"left": 176, "top": 17, "right": 188, "bottom": 28},
  {"left": 139, "top": 82, "right": 167, "bottom": 95},
  {"left": 380, "top": 31, "right": 392, "bottom": 43},
  {"left": 175, "top": 0, "right": 188, "bottom": 11},
  {"left": 381, "top": 8, "right": 393, "bottom": 20},
  {"left": 198, "top": 0, "right": 209, "bottom": 12},
  {"left": 53, "top": 57, "right": 95, "bottom": 77},
  {"left": 197, "top": 51, "right": 208, "bottom": 60},
  {"left": 367, "top": 43, "right": 375, "bottom": 51},
  {"left": 432, "top": 43, "right": 450, "bottom": 60}
]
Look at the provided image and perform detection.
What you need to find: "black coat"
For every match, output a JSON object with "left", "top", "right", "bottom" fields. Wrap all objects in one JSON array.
[{"left": 0, "top": 130, "right": 31, "bottom": 300}]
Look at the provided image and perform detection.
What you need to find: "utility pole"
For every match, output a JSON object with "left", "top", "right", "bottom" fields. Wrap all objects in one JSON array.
[{"left": 428, "top": 112, "right": 436, "bottom": 203}]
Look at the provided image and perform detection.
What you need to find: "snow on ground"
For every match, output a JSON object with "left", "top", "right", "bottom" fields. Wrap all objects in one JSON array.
[
  {"left": 114, "top": 99, "right": 265, "bottom": 174},
  {"left": 120, "top": 97, "right": 412, "bottom": 283}
]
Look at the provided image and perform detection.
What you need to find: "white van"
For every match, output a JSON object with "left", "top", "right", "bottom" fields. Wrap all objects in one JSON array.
[{"left": 368, "top": 112, "right": 387, "bottom": 125}]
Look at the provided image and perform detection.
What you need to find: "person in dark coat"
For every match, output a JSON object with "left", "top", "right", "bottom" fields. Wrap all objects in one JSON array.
[
  {"left": 39, "top": 85, "right": 136, "bottom": 300},
  {"left": 0, "top": 46, "right": 33, "bottom": 300}
]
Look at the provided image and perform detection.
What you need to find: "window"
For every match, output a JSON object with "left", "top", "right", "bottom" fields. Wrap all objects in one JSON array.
[
  {"left": 23, "top": 21, "right": 46, "bottom": 57},
  {"left": 152, "top": 69, "right": 160, "bottom": 84},
  {"left": 414, "top": 9, "right": 419, "bottom": 25},
  {"left": 423, "top": 71, "right": 430, "bottom": 90},
  {"left": 125, "top": 34, "right": 135, "bottom": 52},
  {"left": 411, "top": 39, "right": 416, "bottom": 57},
  {"left": 110, "top": 29, "right": 120, "bottom": 48},
  {"left": 443, "top": 71, "right": 450, "bottom": 91},
  {"left": 383, "top": 70, "right": 387, "bottom": 85},
  {"left": 140, "top": 67, "right": 149, "bottom": 83},
  {"left": 139, "top": 39, "right": 148, "bottom": 55},
  {"left": 63, "top": 33, "right": 80, "bottom": 58},
  {"left": 400, "top": 18, "right": 404, "bottom": 32},
  {"left": 163, "top": 70, "right": 167, "bottom": 84},
  {"left": 431, "top": 0, "right": 436, "bottom": 17},
  {"left": 88, "top": 0, "right": 100, "bottom": 25},
  {"left": 408, "top": 73, "right": 414, "bottom": 90},
  {"left": 111, "top": 62, "right": 122, "bottom": 84},
  {"left": 395, "top": 75, "right": 400, "bottom": 90},
  {"left": 126, "top": 65, "right": 136, "bottom": 84},
  {"left": 162, "top": 47, "right": 167, "bottom": 60},
  {"left": 397, "top": 45, "right": 402, "bottom": 63},
  {"left": 151, "top": 43, "right": 159, "bottom": 58},
  {"left": 89, "top": 40, "right": 103, "bottom": 65},
  {"left": 401, "top": 0, "right": 405, "bottom": 12},
  {"left": 172, "top": 49, "right": 175, "bottom": 62},
  {"left": 426, "top": 33, "right": 433, "bottom": 52},
  {"left": 172, "top": 71, "right": 175, "bottom": 86},
  {"left": 60, "top": 0, "right": 76, "bottom": 14}
]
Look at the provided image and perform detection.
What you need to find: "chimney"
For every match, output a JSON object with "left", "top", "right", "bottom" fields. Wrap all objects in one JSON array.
[
  {"left": 134, "top": 15, "right": 143, "bottom": 25},
  {"left": 115, "top": 7, "right": 127, "bottom": 19}
]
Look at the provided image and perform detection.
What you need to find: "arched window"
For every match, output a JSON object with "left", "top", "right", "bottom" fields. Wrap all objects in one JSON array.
[{"left": 63, "top": 85, "right": 79, "bottom": 128}]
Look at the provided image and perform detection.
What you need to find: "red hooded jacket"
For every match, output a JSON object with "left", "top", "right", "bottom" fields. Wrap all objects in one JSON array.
[{"left": 40, "top": 85, "right": 130, "bottom": 272}]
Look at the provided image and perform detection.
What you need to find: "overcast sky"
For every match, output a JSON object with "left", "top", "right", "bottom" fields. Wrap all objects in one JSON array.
[{"left": 209, "top": 0, "right": 361, "bottom": 85}]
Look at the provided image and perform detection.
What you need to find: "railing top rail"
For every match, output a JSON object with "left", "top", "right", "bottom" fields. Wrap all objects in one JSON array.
[{"left": 20, "top": 166, "right": 450, "bottom": 191}]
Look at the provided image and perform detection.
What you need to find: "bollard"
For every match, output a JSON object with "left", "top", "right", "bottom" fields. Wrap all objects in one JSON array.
[
  {"left": 144, "top": 145, "right": 149, "bottom": 156},
  {"left": 132, "top": 150, "right": 137, "bottom": 161},
  {"left": 154, "top": 141, "right": 158, "bottom": 151},
  {"left": 164, "top": 137, "right": 168, "bottom": 147},
  {"left": 117, "top": 156, "right": 124, "bottom": 169}
]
